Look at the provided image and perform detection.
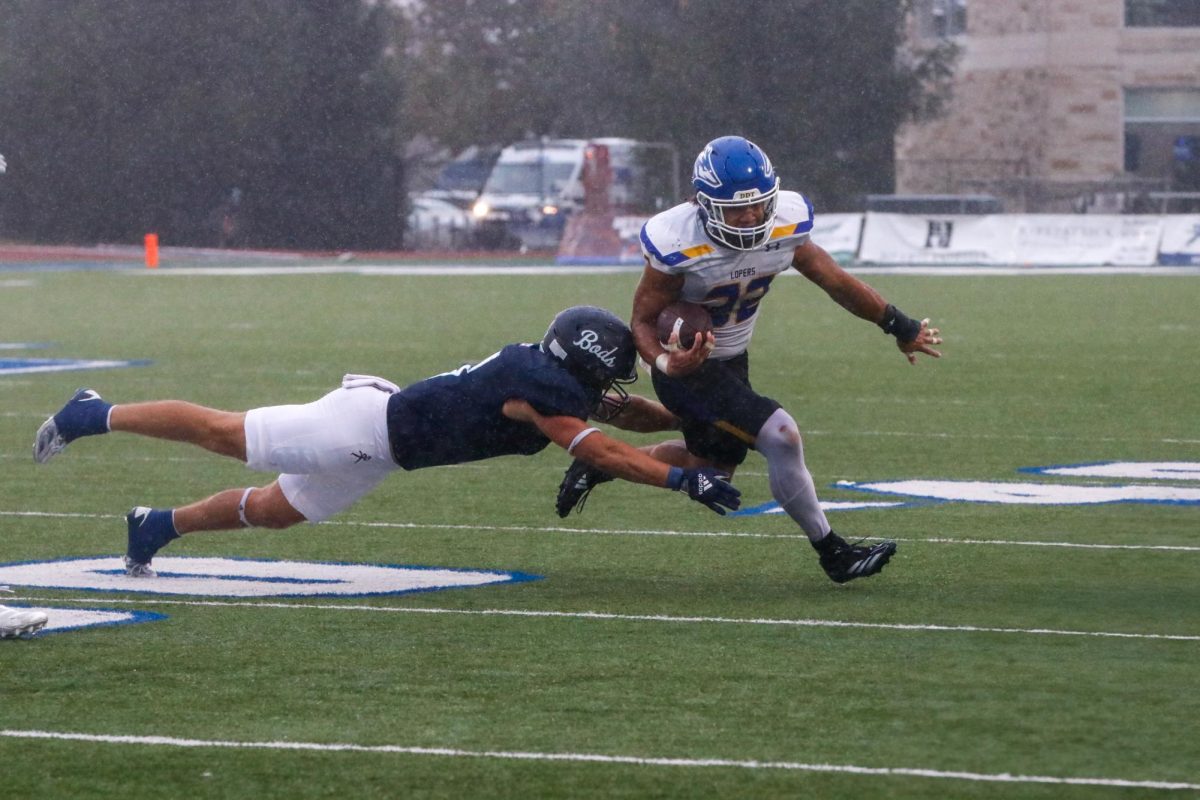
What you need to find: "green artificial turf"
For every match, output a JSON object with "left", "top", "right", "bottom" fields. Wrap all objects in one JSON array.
[{"left": 1, "top": 265, "right": 1197, "bottom": 799}]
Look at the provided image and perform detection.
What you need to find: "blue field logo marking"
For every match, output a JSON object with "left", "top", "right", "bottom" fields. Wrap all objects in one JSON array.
[
  {"left": 0, "top": 357, "right": 151, "bottom": 376},
  {"left": 837, "top": 479, "right": 1200, "bottom": 506},
  {"left": 836, "top": 461, "right": 1200, "bottom": 506},
  {"left": 0, "top": 556, "right": 542, "bottom": 599},
  {"left": 0, "top": 342, "right": 150, "bottom": 375},
  {"left": 735, "top": 462, "right": 1200, "bottom": 514},
  {"left": 9, "top": 607, "right": 168, "bottom": 637},
  {"left": 1019, "top": 461, "right": 1200, "bottom": 481},
  {"left": 732, "top": 499, "right": 909, "bottom": 517}
]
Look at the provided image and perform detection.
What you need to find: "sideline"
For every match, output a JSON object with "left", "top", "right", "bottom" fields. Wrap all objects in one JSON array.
[
  {"left": 130, "top": 264, "right": 1200, "bottom": 277},
  {"left": 5, "top": 259, "right": 1200, "bottom": 276}
]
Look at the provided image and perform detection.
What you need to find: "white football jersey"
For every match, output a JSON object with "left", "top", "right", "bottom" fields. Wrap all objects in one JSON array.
[{"left": 640, "top": 190, "right": 814, "bottom": 359}]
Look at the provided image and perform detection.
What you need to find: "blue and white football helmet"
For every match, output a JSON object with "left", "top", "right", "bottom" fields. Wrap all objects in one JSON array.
[{"left": 692, "top": 136, "right": 779, "bottom": 251}]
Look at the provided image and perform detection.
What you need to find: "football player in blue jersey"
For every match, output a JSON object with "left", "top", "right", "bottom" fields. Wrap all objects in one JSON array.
[
  {"left": 556, "top": 136, "right": 943, "bottom": 584},
  {"left": 33, "top": 306, "right": 740, "bottom": 577}
]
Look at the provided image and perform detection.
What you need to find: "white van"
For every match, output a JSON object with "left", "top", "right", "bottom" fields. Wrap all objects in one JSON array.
[{"left": 471, "top": 138, "right": 668, "bottom": 250}]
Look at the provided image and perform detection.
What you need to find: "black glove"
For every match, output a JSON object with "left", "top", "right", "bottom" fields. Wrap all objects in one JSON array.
[{"left": 667, "top": 466, "right": 741, "bottom": 515}]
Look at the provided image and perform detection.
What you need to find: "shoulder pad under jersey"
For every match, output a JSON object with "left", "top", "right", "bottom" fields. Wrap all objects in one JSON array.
[
  {"left": 639, "top": 202, "right": 716, "bottom": 271},
  {"left": 763, "top": 190, "right": 815, "bottom": 245}
]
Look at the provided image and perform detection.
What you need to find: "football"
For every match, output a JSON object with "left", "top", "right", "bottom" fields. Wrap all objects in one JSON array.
[{"left": 657, "top": 301, "right": 713, "bottom": 350}]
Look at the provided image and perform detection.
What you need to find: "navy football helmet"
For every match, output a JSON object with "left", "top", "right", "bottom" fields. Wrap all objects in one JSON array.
[
  {"left": 541, "top": 306, "right": 637, "bottom": 421},
  {"left": 692, "top": 136, "right": 779, "bottom": 251}
]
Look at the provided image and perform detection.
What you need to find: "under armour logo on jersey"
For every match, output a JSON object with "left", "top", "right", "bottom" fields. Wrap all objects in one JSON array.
[{"left": 351, "top": 450, "right": 371, "bottom": 463}]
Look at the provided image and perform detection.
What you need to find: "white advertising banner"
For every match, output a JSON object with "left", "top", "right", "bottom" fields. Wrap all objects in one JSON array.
[
  {"left": 1010, "top": 215, "right": 1161, "bottom": 265},
  {"left": 809, "top": 213, "right": 863, "bottom": 263},
  {"left": 1158, "top": 215, "right": 1200, "bottom": 265},
  {"left": 858, "top": 213, "right": 1004, "bottom": 264},
  {"left": 859, "top": 213, "right": 1163, "bottom": 266}
]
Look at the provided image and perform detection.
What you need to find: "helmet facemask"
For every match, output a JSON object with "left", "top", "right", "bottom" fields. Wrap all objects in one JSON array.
[
  {"left": 593, "top": 372, "right": 636, "bottom": 422},
  {"left": 697, "top": 179, "right": 779, "bottom": 251}
]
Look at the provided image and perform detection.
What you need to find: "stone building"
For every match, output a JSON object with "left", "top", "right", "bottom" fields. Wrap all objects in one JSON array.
[{"left": 896, "top": 0, "right": 1200, "bottom": 211}]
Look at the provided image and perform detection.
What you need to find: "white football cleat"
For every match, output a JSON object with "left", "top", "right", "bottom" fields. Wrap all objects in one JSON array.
[{"left": 0, "top": 605, "right": 48, "bottom": 639}]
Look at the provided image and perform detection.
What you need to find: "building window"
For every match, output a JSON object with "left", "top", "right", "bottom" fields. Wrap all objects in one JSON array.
[
  {"left": 916, "top": 0, "right": 967, "bottom": 39},
  {"left": 1126, "top": 0, "right": 1200, "bottom": 27},
  {"left": 1125, "top": 88, "right": 1200, "bottom": 123},
  {"left": 1124, "top": 88, "right": 1200, "bottom": 192}
]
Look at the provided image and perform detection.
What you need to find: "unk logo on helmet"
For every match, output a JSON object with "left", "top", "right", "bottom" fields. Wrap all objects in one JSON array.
[
  {"left": 572, "top": 329, "right": 618, "bottom": 367},
  {"left": 693, "top": 147, "right": 722, "bottom": 189}
]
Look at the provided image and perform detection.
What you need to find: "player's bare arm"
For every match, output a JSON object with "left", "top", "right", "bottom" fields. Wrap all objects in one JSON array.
[
  {"left": 631, "top": 262, "right": 714, "bottom": 376},
  {"left": 507, "top": 398, "right": 739, "bottom": 515},
  {"left": 598, "top": 393, "right": 680, "bottom": 433},
  {"left": 791, "top": 239, "right": 887, "bottom": 318},
  {"left": 502, "top": 399, "right": 672, "bottom": 486},
  {"left": 792, "top": 239, "right": 942, "bottom": 364}
]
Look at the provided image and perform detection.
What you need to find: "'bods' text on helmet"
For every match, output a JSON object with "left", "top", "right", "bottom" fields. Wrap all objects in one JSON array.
[
  {"left": 693, "top": 136, "right": 780, "bottom": 251},
  {"left": 542, "top": 306, "right": 637, "bottom": 421}
]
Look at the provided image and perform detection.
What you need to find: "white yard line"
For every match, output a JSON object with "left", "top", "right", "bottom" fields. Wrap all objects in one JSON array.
[
  {"left": 12, "top": 596, "right": 1200, "bottom": 642},
  {"left": 0, "top": 729, "right": 1195, "bottom": 791},
  {"left": 1, "top": 509, "right": 1197, "bottom": 552}
]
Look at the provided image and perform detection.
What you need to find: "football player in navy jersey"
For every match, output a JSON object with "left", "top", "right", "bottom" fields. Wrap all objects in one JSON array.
[
  {"left": 33, "top": 306, "right": 740, "bottom": 577},
  {"left": 556, "top": 136, "right": 943, "bottom": 584}
]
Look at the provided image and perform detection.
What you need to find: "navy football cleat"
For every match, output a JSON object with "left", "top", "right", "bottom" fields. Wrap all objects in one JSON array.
[
  {"left": 33, "top": 387, "right": 111, "bottom": 464},
  {"left": 815, "top": 531, "right": 897, "bottom": 584},
  {"left": 555, "top": 458, "right": 614, "bottom": 518},
  {"left": 124, "top": 506, "right": 179, "bottom": 578}
]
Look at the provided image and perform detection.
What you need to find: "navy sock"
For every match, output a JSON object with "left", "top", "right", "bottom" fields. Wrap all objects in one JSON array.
[
  {"left": 146, "top": 509, "right": 181, "bottom": 549},
  {"left": 57, "top": 390, "right": 112, "bottom": 441}
]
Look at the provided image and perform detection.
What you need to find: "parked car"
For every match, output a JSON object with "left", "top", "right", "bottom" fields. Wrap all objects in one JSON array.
[
  {"left": 406, "top": 194, "right": 475, "bottom": 250},
  {"left": 470, "top": 138, "right": 673, "bottom": 251}
]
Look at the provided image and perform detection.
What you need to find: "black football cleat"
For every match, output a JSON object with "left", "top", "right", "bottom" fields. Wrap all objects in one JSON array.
[
  {"left": 815, "top": 531, "right": 897, "bottom": 584},
  {"left": 555, "top": 458, "right": 614, "bottom": 518}
]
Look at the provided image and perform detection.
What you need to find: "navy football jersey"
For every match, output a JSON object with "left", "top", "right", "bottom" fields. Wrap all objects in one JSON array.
[{"left": 386, "top": 343, "right": 594, "bottom": 470}]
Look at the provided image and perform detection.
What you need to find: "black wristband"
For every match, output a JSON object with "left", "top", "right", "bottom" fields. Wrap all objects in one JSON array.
[{"left": 880, "top": 304, "right": 921, "bottom": 343}]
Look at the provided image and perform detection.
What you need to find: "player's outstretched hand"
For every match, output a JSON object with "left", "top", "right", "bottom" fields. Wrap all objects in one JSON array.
[
  {"left": 670, "top": 466, "right": 741, "bottom": 515},
  {"left": 898, "top": 318, "right": 943, "bottom": 365}
]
